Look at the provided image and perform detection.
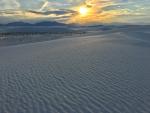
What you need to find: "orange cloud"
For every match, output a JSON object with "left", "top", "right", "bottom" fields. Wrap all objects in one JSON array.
[{"left": 68, "top": 0, "right": 123, "bottom": 24}]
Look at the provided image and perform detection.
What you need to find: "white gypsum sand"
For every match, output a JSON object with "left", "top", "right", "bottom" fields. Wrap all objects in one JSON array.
[{"left": 0, "top": 26, "right": 150, "bottom": 113}]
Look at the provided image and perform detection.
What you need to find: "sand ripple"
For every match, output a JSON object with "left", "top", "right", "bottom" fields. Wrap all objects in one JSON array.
[{"left": 0, "top": 32, "right": 150, "bottom": 113}]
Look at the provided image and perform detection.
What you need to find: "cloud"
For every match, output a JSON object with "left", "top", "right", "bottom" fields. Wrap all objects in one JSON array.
[
  {"left": 68, "top": 0, "right": 122, "bottom": 24},
  {"left": 0, "top": 0, "right": 150, "bottom": 24},
  {"left": 0, "top": 0, "right": 20, "bottom": 10},
  {"left": 39, "top": 1, "right": 72, "bottom": 11},
  {"left": 0, "top": 8, "right": 76, "bottom": 23},
  {"left": 68, "top": 0, "right": 150, "bottom": 24},
  {"left": 18, "top": 0, "right": 45, "bottom": 10}
]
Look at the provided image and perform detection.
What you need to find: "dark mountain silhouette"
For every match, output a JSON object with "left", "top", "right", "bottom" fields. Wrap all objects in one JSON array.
[
  {"left": 0, "top": 24, "right": 3, "bottom": 26},
  {"left": 6, "top": 22, "right": 32, "bottom": 26},
  {"left": 0, "top": 21, "right": 67, "bottom": 26},
  {"left": 34, "top": 21, "right": 66, "bottom": 26}
]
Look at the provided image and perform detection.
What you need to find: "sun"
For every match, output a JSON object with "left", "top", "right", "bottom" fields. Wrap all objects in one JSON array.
[{"left": 79, "top": 6, "right": 89, "bottom": 16}]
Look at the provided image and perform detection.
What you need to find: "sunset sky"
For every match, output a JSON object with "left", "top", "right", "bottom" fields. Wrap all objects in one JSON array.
[{"left": 0, "top": 0, "right": 150, "bottom": 24}]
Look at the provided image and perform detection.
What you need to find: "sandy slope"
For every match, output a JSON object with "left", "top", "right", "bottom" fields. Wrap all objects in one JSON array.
[{"left": 0, "top": 30, "right": 150, "bottom": 113}]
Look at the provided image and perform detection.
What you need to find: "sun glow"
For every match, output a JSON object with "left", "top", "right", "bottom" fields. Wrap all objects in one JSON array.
[
  {"left": 79, "top": 6, "right": 89, "bottom": 16},
  {"left": 68, "top": 0, "right": 118, "bottom": 24}
]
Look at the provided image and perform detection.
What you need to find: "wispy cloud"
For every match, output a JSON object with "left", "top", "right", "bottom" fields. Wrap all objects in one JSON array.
[
  {"left": 68, "top": 0, "right": 150, "bottom": 24},
  {"left": 0, "top": 0, "right": 149, "bottom": 24},
  {"left": 0, "top": 0, "right": 20, "bottom": 10},
  {"left": 39, "top": 1, "right": 71, "bottom": 11},
  {"left": 0, "top": 9, "right": 76, "bottom": 23}
]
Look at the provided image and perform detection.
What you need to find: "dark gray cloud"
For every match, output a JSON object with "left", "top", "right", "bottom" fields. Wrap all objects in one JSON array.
[
  {"left": 28, "top": 9, "right": 76, "bottom": 15},
  {"left": 0, "top": 8, "right": 77, "bottom": 23}
]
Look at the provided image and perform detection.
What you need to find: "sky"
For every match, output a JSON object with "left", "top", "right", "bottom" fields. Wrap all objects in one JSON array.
[{"left": 0, "top": 0, "right": 150, "bottom": 25}]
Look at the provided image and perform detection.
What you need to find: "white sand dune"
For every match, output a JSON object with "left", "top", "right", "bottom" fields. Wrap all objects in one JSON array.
[{"left": 0, "top": 27, "right": 150, "bottom": 113}]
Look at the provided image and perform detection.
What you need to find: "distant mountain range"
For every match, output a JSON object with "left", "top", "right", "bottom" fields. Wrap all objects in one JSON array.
[{"left": 0, "top": 21, "right": 67, "bottom": 27}]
